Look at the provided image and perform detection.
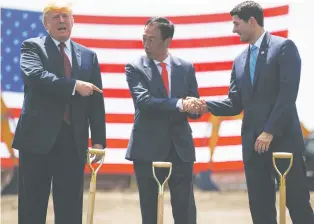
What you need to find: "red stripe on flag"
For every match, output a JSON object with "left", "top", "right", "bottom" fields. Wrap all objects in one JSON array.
[
  {"left": 103, "top": 86, "right": 228, "bottom": 98},
  {"left": 103, "top": 113, "right": 244, "bottom": 123},
  {"left": 73, "top": 30, "right": 288, "bottom": 49},
  {"left": 73, "top": 5, "right": 288, "bottom": 25},
  {"left": 10, "top": 109, "right": 243, "bottom": 123},
  {"left": 10, "top": 108, "right": 243, "bottom": 124},
  {"left": 105, "top": 113, "right": 216, "bottom": 123},
  {"left": 8, "top": 109, "right": 210, "bottom": 122},
  {"left": 100, "top": 61, "right": 233, "bottom": 73},
  {"left": 1, "top": 158, "right": 244, "bottom": 174},
  {"left": 92, "top": 136, "right": 241, "bottom": 148},
  {"left": 83, "top": 161, "right": 244, "bottom": 174},
  {"left": 107, "top": 113, "right": 215, "bottom": 123}
]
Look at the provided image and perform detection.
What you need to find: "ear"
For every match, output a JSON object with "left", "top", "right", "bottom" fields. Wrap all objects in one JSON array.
[{"left": 249, "top": 16, "right": 256, "bottom": 26}]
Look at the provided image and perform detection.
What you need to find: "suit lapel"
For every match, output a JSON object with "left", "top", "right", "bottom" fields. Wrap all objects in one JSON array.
[
  {"left": 252, "top": 32, "right": 270, "bottom": 89},
  {"left": 143, "top": 57, "right": 168, "bottom": 97},
  {"left": 70, "top": 41, "right": 81, "bottom": 79},
  {"left": 170, "top": 56, "right": 182, "bottom": 98},
  {"left": 44, "top": 36, "right": 64, "bottom": 77}
]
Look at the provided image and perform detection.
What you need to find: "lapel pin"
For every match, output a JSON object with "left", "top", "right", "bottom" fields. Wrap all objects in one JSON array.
[{"left": 261, "top": 51, "right": 265, "bottom": 54}]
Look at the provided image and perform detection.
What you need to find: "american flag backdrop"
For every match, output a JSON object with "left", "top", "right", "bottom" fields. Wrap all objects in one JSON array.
[{"left": 0, "top": 5, "right": 289, "bottom": 174}]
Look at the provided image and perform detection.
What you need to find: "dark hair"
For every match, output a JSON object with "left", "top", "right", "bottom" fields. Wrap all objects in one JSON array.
[
  {"left": 230, "top": 1, "right": 264, "bottom": 27},
  {"left": 145, "top": 17, "right": 175, "bottom": 40}
]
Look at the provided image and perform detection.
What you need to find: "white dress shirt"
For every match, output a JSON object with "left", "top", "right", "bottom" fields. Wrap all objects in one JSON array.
[
  {"left": 51, "top": 37, "right": 72, "bottom": 66},
  {"left": 250, "top": 31, "right": 266, "bottom": 54}
]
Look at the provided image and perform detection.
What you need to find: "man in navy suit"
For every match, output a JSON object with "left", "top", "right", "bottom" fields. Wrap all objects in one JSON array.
[
  {"left": 125, "top": 17, "right": 203, "bottom": 224},
  {"left": 188, "top": 1, "right": 314, "bottom": 223},
  {"left": 12, "top": 3, "right": 106, "bottom": 223}
]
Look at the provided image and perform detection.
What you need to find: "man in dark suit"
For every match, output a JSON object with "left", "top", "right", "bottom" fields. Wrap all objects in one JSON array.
[
  {"left": 125, "top": 17, "right": 203, "bottom": 224},
  {"left": 12, "top": 3, "right": 106, "bottom": 224},
  {"left": 188, "top": 1, "right": 314, "bottom": 223}
]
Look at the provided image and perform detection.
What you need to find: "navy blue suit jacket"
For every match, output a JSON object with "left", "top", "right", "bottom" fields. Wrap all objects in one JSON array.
[
  {"left": 125, "top": 55, "right": 200, "bottom": 162},
  {"left": 12, "top": 35, "right": 106, "bottom": 161},
  {"left": 206, "top": 32, "right": 305, "bottom": 162}
]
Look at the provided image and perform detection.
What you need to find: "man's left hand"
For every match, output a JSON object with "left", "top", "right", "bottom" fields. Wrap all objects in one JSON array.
[
  {"left": 89, "top": 144, "right": 104, "bottom": 164},
  {"left": 183, "top": 97, "right": 208, "bottom": 114},
  {"left": 254, "top": 132, "right": 273, "bottom": 154}
]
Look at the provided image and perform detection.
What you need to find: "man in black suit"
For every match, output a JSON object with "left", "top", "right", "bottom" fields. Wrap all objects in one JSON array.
[
  {"left": 189, "top": 1, "right": 314, "bottom": 223},
  {"left": 12, "top": 2, "right": 106, "bottom": 223},
  {"left": 125, "top": 17, "right": 204, "bottom": 224}
]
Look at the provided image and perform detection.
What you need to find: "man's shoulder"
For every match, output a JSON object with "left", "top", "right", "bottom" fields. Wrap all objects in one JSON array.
[
  {"left": 233, "top": 46, "right": 249, "bottom": 63},
  {"left": 21, "top": 36, "right": 46, "bottom": 46},
  {"left": 269, "top": 34, "right": 298, "bottom": 52},
  {"left": 126, "top": 55, "right": 147, "bottom": 68},
  {"left": 269, "top": 34, "right": 288, "bottom": 45},
  {"left": 126, "top": 55, "right": 194, "bottom": 70},
  {"left": 71, "top": 40, "right": 95, "bottom": 55},
  {"left": 171, "top": 55, "right": 193, "bottom": 67}
]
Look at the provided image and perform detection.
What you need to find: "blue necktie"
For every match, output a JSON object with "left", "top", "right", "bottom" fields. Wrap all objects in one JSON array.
[{"left": 250, "top": 45, "right": 258, "bottom": 85}]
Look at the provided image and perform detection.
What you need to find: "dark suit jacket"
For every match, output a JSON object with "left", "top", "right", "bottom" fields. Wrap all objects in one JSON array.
[
  {"left": 125, "top": 55, "right": 201, "bottom": 162},
  {"left": 206, "top": 32, "right": 305, "bottom": 162},
  {"left": 12, "top": 35, "right": 106, "bottom": 161}
]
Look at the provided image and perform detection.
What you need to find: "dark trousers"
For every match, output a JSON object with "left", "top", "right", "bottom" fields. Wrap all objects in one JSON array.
[
  {"left": 18, "top": 122, "right": 85, "bottom": 224},
  {"left": 189, "top": 184, "right": 197, "bottom": 224},
  {"left": 134, "top": 147, "right": 195, "bottom": 224},
  {"left": 244, "top": 150, "right": 314, "bottom": 224}
]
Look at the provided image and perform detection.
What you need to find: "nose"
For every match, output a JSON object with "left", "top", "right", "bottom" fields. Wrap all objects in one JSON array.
[{"left": 59, "top": 16, "right": 65, "bottom": 23}]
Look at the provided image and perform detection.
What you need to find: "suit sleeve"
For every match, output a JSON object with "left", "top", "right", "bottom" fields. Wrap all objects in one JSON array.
[
  {"left": 206, "top": 63, "right": 243, "bottom": 116},
  {"left": 186, "top": 64, "right": 202, "bottom": 120},
  {"left": 126, "top": 63, "right": 179, "bottom": 112},
  {"left": 88, "top": 53, "right": 106, "bottom": 148},
  {"left": 263, "top": 40, "right": 301, "bottom": 136},
  {"left": 20, "top": 40, "right": 75, "bottom": 100}
]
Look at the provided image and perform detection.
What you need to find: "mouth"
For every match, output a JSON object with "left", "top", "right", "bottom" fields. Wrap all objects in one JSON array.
[{"left": 58, "top": 27, "right": 67, "bottom": 32}]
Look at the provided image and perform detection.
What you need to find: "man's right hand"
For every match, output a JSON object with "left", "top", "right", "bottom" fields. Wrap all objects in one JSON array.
[
  {"left": 75, "top": 80, "right": 103, "bottom": 97},
  {"left": 182, "top": 97, "right": 208, "bottom": 114}
]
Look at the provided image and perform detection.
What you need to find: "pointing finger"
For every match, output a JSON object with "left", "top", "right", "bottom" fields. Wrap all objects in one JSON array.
[{"left": 92, "top": 85, "right": 103, "bottom": 93}]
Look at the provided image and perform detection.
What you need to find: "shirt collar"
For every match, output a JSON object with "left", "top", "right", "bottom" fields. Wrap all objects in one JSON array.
[
  {"left": 153, "top": 54, "right": 171, "bottom": 67},
  {"left": 51, "top": 36, "right": 71, "bottom": 50},
  {"left": 250, "top": 31, "right": 266, "bottom": 49}
]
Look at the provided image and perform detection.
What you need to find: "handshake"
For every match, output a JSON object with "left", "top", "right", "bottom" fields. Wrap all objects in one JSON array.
[{"left": 181, "top": 97, "right": 208, "bottom": 114}]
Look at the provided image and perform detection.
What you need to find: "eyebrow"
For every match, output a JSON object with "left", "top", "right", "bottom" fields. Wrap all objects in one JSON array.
[{"left": 142, "top": 35, "right": 155, "bottom": 38}]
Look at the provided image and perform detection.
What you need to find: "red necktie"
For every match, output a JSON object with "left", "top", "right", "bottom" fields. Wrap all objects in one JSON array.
[
  {"left": 59, "top": 42, "right": 71, "bottom": 124},
  {"left": 160, "top": 62, "right": 169, "bottom": 96}
]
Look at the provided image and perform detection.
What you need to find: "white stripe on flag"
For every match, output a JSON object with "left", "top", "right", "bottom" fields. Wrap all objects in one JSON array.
[
  {"left": 93, "top": 45, "right": 247, "bottom": 64},
  {"left": 101, "top": 70, "right": 232, "bottom": 89},
  {"left": 72, "top": 15, "right": 288, "bottom": 40}
]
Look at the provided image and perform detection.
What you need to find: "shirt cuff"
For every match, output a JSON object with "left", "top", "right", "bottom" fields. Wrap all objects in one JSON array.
[
  {"left": 176, "top": 99, "right": 183, "bottom": 111},
  {"left": 72, "top": 82, "right": 76, "bottom": 95}
]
